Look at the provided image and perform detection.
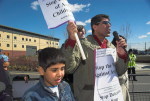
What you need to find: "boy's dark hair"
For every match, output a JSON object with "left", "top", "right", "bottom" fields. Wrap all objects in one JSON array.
[
  {"left": 38, "top": 47, "right": 66, "bottom": 71},
  {"left": 91, "top": 14, "right": 110, "bottom": 33}
]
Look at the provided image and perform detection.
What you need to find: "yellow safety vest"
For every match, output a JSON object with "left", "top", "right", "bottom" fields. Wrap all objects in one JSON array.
[{"left": 128, "top": 54, "right": 136, "bottom": 68}]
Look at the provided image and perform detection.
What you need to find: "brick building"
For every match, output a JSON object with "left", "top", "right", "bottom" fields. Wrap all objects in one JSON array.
[{"left": 0, "top": 25, "right": 59, "bottom": 57}]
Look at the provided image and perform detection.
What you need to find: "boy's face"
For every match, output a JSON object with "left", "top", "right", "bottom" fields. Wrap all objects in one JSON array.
[{"left": 39, "top": 63, "right": 65, "bottom": 87}]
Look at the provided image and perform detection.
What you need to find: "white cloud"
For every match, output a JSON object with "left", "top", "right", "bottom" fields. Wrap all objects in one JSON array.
[
  {"left": 69, "top": 3, "right": 91, "bottom": 13},
  {"left": 76, "top": 21, "right": 86, "bottom": 26},
  {"left": 87, "top": 30, "right": 92, "bottom": 33},
  {"left": 147, "top": 32, "right": 150, "bottom": 35},
  {"left": 85, "top": 19, "right": 91, "bottom": 24},
  {"left": 31, "top": 1, "right": 39, "bottom": 10},
  {"left": 30, "top": 1, "right": 90, "bottom": 13},
  {"left": 138, "top": 35, "right": 147, "bottom": 39},
  {"left": 146, "top": 21, "right": 150, "bottom": 24},
  {"left": 76, "top": 19, "right": 91, "bottom": 26},
  {"left": 87, "top": 3, "right": 91, "bottom": 7}
]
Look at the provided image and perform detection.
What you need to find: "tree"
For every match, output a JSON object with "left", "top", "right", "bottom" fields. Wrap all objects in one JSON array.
[{"left": 119, "top": 23, "right": 132, "bottom": 42}]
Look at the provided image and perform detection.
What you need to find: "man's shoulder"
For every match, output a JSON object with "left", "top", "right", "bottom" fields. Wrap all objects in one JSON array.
[
  {"left": 86, "top": 35, "right": 93, "bottom": 40},
  {"left": 80, "top": 35, "right": 100, "bottom": 50},
  {"left": 81, "top": 35, "right": 94, "bottom": 43}
]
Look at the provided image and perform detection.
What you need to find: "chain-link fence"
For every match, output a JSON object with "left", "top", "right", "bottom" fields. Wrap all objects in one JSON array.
[{"left": 129, "top": 74, "right": 150, "bottom": 101}]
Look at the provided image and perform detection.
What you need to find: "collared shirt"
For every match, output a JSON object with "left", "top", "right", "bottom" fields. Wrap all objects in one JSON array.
[
  {"left": 49, "top": 85, "right": 59, "bottom": 97},
  {"left": 93, "top": 35, "right": 108, "bottom": 48}
]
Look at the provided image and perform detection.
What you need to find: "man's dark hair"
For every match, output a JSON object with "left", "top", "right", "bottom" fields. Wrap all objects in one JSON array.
[
  {"left": 38, "top": 47, "right": 66, "bottom": 71},
  {"left": 77, "top": 25, "right": 86, "bottom": 33},
  {"left": 128, "top": 49, "right": 133, "bottom": 54},
  {"left": 77, "top": 25, "right": 84, "bottom": 32},
  {"left": 91, "top": 14, "right": 110, "bottom": 33}
]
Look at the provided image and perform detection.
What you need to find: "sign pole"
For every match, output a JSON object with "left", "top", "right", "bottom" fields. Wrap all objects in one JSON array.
[{"left": 74, "top": 33, "right": 86, "bottom": 60}]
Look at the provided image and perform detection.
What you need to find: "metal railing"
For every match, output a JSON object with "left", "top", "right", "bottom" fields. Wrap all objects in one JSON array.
[{"left": 129, "top": 74, "right": 150, "bottom": 101}]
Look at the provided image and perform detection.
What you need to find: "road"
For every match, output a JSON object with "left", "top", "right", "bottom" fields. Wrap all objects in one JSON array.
[
  {"left": 10, "top": 62, "right": 150, "bottom": 101},
  {"left": 129, "top": 63, "right": 150, "bottom": 101}
]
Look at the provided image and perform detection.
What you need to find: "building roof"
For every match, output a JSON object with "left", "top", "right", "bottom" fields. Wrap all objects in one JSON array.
[{"left": 0, "top": 25, "right": 59, "bottom": 41}]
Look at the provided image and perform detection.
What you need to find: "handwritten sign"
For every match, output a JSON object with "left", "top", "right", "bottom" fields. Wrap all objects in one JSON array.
[
  {"left": 38, "top": 0, "right": 75, "bottom": 29},
  {"left": 94, "top": 48, "right": 123, "bottom": 101}
]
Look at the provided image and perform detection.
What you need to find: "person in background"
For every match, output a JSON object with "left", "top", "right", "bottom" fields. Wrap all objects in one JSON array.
[
  {"left": 0, "top": 49, "right": 10, "bottom": 68},
  {"left": 0, "top": 49, "right": 13, "bottom": 101},
  {"left": 22, "top": 47, "right": 75, "bottom": 101},
  {"left": 128, "top": 49, "right": 137, "bottom": 81},
  {"left": 77, "top": 25, "right": 86, "bottom": 38},
  {"left": 61, "top": 14, "right": 128, "bottom": 101},
  {"left": 24, "top": 75, "right": 30, "bottom": 83},
  {"left": 63, "top": 25, "right": 86, "bottom": 92},
  {"left": 112, "top": 35, "right": 130, "bottom": 101}
]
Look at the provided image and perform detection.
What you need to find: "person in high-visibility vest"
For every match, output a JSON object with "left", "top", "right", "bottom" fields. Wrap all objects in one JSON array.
[{"left": 128, "top": 49, "right": 137, "bottom": 81}]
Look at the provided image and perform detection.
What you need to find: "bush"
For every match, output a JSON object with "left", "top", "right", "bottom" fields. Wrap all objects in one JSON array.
[
  {"left": 136, "top": 55, "right": 150, "bottom": 63},
  {"left": 9, "top": 56, "right": 38, "bottom": 71}
]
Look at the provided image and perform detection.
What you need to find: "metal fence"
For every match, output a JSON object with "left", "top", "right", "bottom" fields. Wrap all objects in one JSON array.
[
  {"left": 129, "top": 74, "right": 150, "bottom": 101},
  {"left": 12, "top": 74, "right": 150, "bottom": 101},
  {"left": 128, "top": 42, "right": 150, "bottom": 51}
]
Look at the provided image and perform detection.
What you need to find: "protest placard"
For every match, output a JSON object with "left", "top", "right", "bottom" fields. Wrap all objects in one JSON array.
[
  {"left": 38, "top": 0, "right": 75, "bottom": 29},
  {"left": 94, "top": 48, "right": 123, "bottom": 101},
  {"left": 38, "top": 0, "right": 86, "bottom": 60}
]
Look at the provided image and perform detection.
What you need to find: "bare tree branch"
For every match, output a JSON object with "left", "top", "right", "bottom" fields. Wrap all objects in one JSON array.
[{"left": 119, "top": 23, "right": 132, "bottom": 42}]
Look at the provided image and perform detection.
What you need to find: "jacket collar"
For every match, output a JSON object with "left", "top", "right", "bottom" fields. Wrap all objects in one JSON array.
[
  {"left": 39, "top": 76, "right": 67, "bottom": 95},
  {"left": 93, "top": 35, "right": 108, "bottom": 48},
  {"left": 86, "top": 35, "right": 113, "bottom": 48}
]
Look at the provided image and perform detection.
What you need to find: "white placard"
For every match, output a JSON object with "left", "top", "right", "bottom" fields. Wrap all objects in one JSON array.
[
  {"left": 38, "top": 0, "right": 75, "bottom": 29},
  {"left": 94, "top": 48, "right": 124, "bottom": 101}
]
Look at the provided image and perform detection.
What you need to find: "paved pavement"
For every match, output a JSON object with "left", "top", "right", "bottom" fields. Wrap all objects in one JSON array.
[
  {"left": 9, "top": 62, "right": 150, "bottom": 79},
  {"left": 9, "top": 62, "right": 150, "bottom": 100},
  {"left": 135, "top": 62, "right": 150, "bottom": 70},
  {"left": 128, "top": 62, "right": 150, "bottom": 101}
]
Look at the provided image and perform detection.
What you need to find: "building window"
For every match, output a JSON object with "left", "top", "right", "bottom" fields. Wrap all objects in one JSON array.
[
  {"left": 34, "top": 40, "right": 36, "bottom": 42},
  {"left": 22, "top": 45, "right": 24, "bottom": 48},
  {"left": 47, "top": 42, "right": 49, "bottom": 44},
  {"left": 29, "top": 39, "right": 31, "bottom": 41},
  {"left": 26, "top": 38, "right": 28, "bottom": 41},
  {"left": 0, "top": 43, "right": 1, "bottom": 47},
  {"left": 7, "top": 35, "right": 10, "bottom": 39},
  {"left": 14, "top": 36, "right": 17, "bottom": 40},
  {"left": 22, "top": 38, "right": 24, "bottom": 41},
  {"left": 14, "top": 44, "right": 17, "bottom": 48},
  {"left": 0, "top": 34, "right": 1, "bottom": 37},
  {"left": 7, "top": 44, "right": 10, "bottom": 47}
]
